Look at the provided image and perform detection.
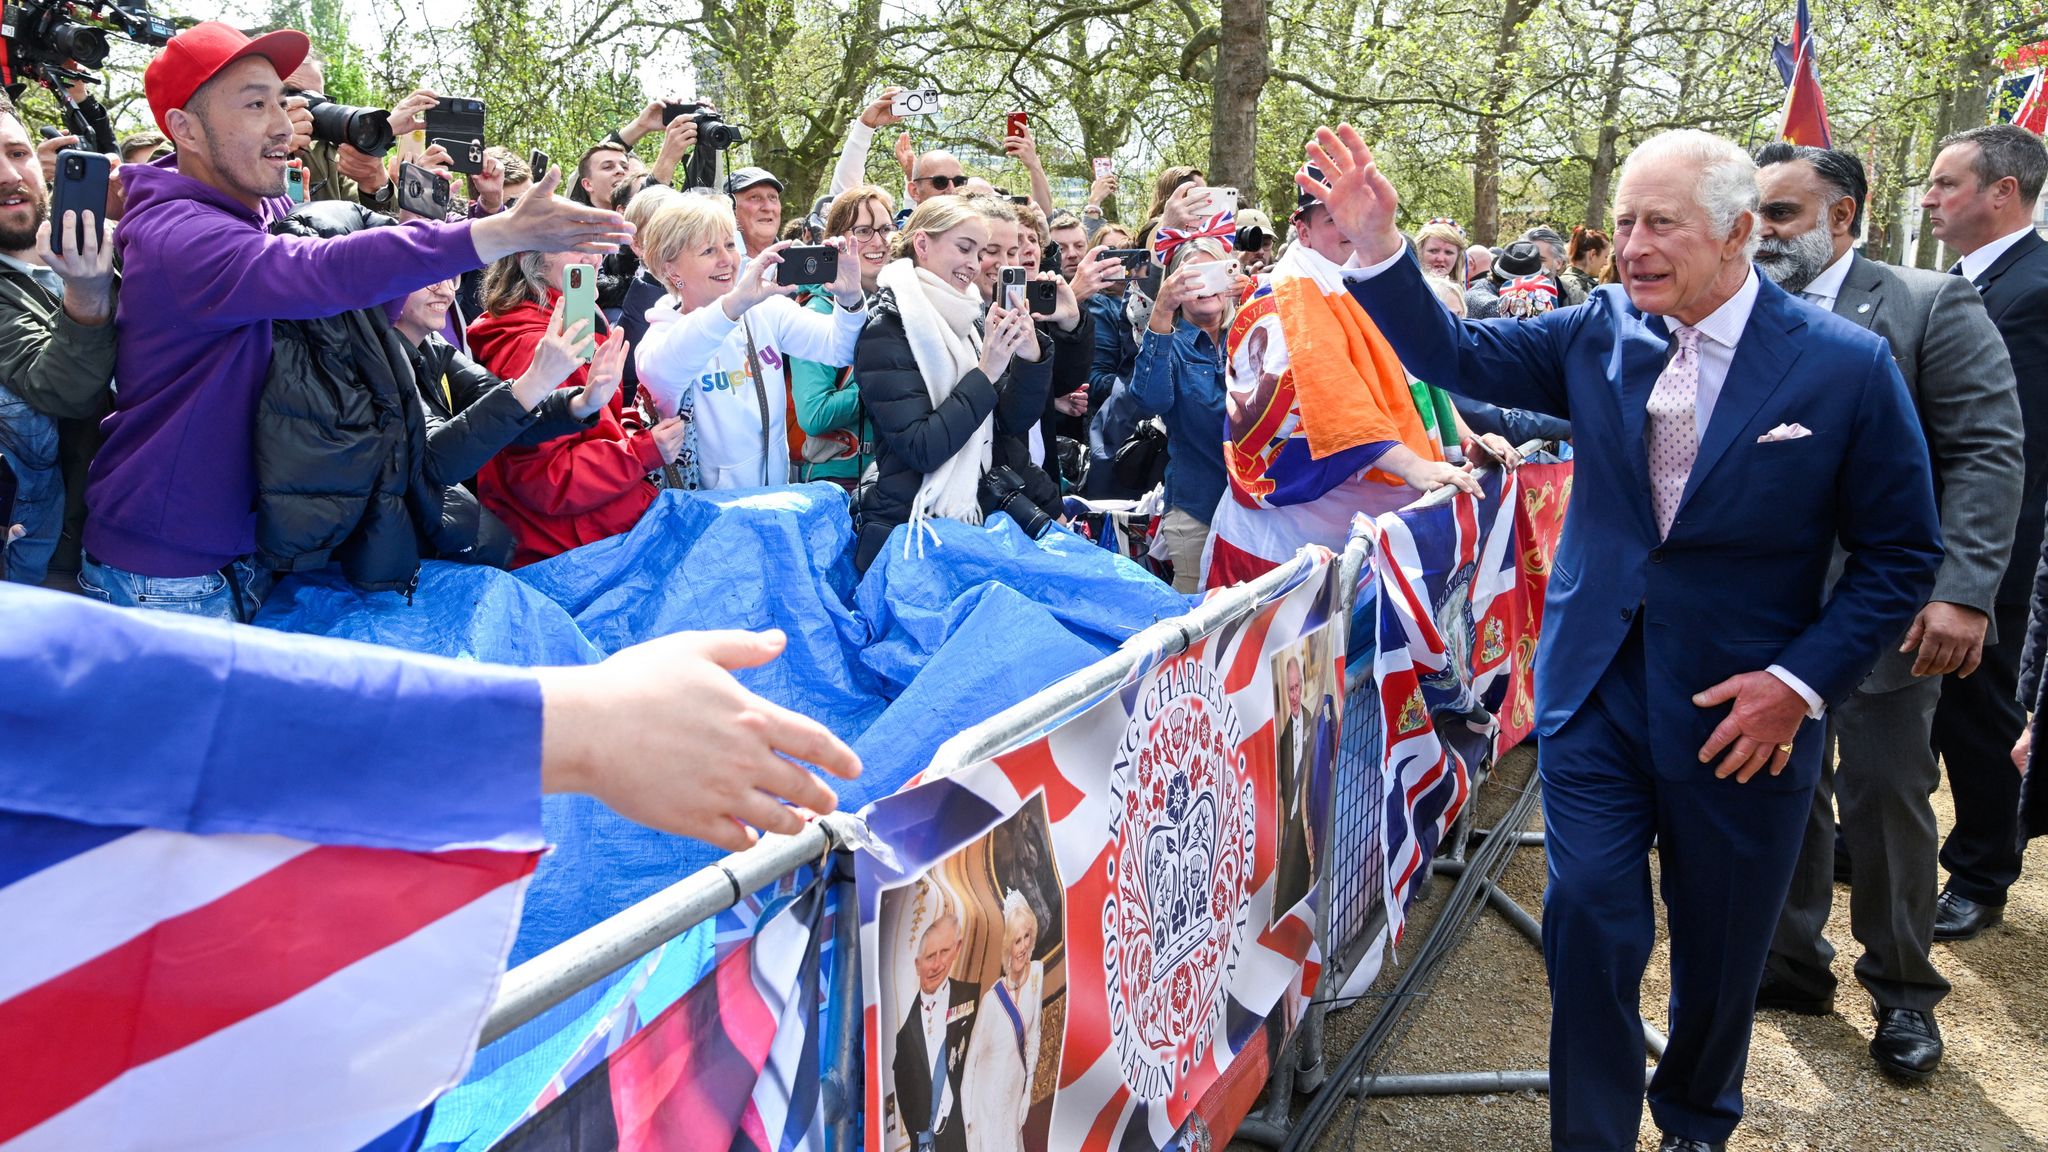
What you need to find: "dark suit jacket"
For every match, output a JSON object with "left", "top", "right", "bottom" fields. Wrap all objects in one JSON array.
[
  {"left": 1968, "top": 230, "right": 2048, "bottom": 606},
  {"left": 1829, "top": 253, "right": 2022, "bottom": 693},
  {"left": 893, "top": 979, "right": 978, "bottom": 1152},
  {"left": 1347, "top": 258, "right": 1942, "bottom": 789},
  {"left": 1274, "top": 709, "right": 1315, "bottom": 910}
]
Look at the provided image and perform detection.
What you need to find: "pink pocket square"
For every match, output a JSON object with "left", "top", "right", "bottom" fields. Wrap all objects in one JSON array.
[{"left": 1757, "top": 423, "right": 1812, "bottom": 443}]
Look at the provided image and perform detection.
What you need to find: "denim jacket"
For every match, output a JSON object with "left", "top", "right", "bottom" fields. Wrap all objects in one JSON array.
[
  {"left": 0, "top": 380, "right": 59, "bottom": 583},
  {"left": 1127, "top": 320, "right": 1228, "bottom": 523}
]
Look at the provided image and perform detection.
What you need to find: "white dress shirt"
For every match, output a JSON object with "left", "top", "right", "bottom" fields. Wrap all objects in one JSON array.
[
  {"left": 1343, "top": 252, "right": 1824, "bottom": 717},
  {"left": 1795, "top": 248, "right": 1856, "bottom": 313},
  {"left": 1954, "top": 224, "right": 2038, "bottom": 284},
  {"left": 919, "top": 984, "right": 953, "bottom": 1122}
]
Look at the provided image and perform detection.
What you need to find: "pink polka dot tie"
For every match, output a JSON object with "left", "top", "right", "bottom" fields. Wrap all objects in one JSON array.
[{"left": 1646, "top": 324, "right": 1701, "bottom": 539}]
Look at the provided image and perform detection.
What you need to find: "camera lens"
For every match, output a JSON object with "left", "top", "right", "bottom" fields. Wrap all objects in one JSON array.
[{"left": 65, "top": 158, "right": 81, "bottom": 176}]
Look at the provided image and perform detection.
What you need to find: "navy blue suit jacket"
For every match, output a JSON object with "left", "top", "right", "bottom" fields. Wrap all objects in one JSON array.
[{"left": 1348, "top": 257, "right": 1942, "bottom": 790}]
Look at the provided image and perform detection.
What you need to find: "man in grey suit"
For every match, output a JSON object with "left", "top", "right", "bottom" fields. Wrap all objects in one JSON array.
[{"left": 1749, "top": 142, "right": 2023, "bottom": 1080}]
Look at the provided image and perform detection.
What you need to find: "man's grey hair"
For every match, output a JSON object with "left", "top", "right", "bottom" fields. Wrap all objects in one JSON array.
[
  {"left": 1622, "top": 130, "right": 1761, "bottom": 257},
  {"left": 1938, "top": 123, "right": 2048, "bottom": 205},
  {"left": 1520, "top": 225, "right": 1568, "bottom": 264}
]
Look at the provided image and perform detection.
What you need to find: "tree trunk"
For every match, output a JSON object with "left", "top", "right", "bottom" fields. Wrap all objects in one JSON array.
[
  {"left": 1472, "top": 0, "right": 1541, "bottom": 245},
  {"left": 1583, "top": 1, "right": 1636, "bottom": 230},
  {"left": 1207, "top": 0, "right": 1268, "bottom": 198}
]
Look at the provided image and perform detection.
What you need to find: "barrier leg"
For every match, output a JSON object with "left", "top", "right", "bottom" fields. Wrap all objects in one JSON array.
[{"left": 824, "top": 846, "right": 861, "bottom": 1152}]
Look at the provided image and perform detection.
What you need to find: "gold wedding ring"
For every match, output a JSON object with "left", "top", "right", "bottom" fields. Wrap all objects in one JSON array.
[{"left": 1777, "top": 743, "right": 1795, "bottom": 754}]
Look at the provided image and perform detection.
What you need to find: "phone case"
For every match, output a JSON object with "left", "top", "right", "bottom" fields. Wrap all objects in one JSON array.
[
  {"left": 1005, "top": 112, "right": 1028, "bottom": 139},
  {"left": 48, "top": 149, "right": 109, "bottom": 256},
  {"left": 529, "top": 149, "right": 550, "bottom": 181},
  {"left": 397, "top": 163, "right": 451, "bottom": 219},
  {"left": 775, "top": 245, "right": 840, "bottom": 287},
  {"left": 286, "top": 167, "right": 306, "bottom": 204},
  {"left": 424, "top": 97, "right": 488, "bottom": 176},
  {"left": 562, "top": 264, "right": 599, "bottom": 364}
]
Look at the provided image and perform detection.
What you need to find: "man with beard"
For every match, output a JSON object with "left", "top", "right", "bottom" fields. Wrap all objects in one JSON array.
[
  {"left": 0, "top": 91, "right": 118, "bottom": 586},
  {"left": 1747, "top": 142, "right": 2021, "bottom": 1082},
  {"left": 78, "top": 22, "right": 631, "bottom": 621}
]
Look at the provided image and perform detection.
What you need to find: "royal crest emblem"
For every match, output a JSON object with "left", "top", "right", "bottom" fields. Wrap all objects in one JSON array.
[
  {"left": 1103, "top": 654, "right": 1255, "bottom": 1102},
  {"left": 1397, "top": 689, "right": 1427, "bottom": 735},
  {"left": 1480, "top": 616, "right": 1506, "bottom": 664}
]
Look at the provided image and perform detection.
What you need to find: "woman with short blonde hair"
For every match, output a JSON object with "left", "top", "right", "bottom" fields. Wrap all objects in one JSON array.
[{"left": 634, "top": 193, "right": 867, "bottom": 490}]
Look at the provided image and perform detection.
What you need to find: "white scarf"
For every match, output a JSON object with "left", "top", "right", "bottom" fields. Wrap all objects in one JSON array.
[{"left": 877, "top": 257, "right": 993, "bottom": 555}]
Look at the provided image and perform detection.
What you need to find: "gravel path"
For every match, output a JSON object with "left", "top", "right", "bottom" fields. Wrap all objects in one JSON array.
[{"left": 1258, "top": 745, "right": 2048, "bottom": 1152}]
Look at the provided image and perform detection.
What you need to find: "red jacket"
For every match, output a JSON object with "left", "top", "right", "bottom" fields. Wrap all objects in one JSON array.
[{"left": 470, "top": 295, "right": 661, "bottom": 567}]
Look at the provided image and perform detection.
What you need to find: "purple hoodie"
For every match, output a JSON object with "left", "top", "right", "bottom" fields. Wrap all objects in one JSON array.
[{"left": 84, "top": 161, "right": 488, "bottom": 577}]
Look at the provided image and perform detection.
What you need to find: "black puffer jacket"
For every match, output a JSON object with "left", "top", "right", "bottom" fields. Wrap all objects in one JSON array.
[
  {"left": 407, "top": 331, "right": 594, "bottom": 465},
  {"left": 254, "top": 201, "right": 579, "bottom": 592},
  {"left": 851, "top": 286, "right": 1060, "bottom": 571}
]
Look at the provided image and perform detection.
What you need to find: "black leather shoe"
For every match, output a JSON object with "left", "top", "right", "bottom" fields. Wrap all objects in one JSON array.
[
  {"left": 1755, "top": 970, "right": 1834, "bottom": 1016},
  {"left": 1932, "top": 889, "right": 2003, "bottom": 941},
  {"left": 1658, "top": 1136, "right": 1726, "bottom": 1152},
  {"left": 1871, "top": 1006, "right": 1942, "bottom": 1081}
]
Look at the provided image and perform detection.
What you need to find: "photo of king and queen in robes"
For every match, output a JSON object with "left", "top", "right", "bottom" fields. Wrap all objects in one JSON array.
[{"left": 879, "top": 796, "right": 1068, "bottom": 1152}]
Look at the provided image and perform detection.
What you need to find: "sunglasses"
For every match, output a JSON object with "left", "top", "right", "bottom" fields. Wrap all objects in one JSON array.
[{"left": 917, "top": 174, "right": 968, "bottom": 189}]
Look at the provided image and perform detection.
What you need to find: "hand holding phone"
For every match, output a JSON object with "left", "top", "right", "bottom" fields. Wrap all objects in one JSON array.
[
  {"left": 48, "top": 149, "right": 109, "bottom": 256},
  {"left": 561, "top": 263, "right": 599, "bottom": 363},
  {"left": 774, "top": 244, "right": 841, "bottom": 287},
  {"left": 396, "top": 162, "right": 452, "bottom": 219},
  {"left": 999, "top": 265, "right": 1029, "bottom": 312},
  {"left": 423, "top": 96, "right": 488, "bottom": 176},
  {"left": 529, "top": 148, "right": 550, "bottom": 184},
  {"left": 1186, "top": 259, "right": 1244, "bottom": 299}
]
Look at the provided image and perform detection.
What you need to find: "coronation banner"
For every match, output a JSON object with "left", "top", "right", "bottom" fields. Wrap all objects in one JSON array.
[{"left": 854, "top": 552, "right": 1343, "bottom": 1152}]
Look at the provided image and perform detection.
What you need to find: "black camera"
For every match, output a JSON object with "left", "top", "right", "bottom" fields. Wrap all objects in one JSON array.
[
  {"left": 695, "top": 111, "right": 744, "bottom": 151},
  {"left": 980, "top": 465, "right": 1054, "bottom": 540},
  {"left": 297, "top": 92, "right": 395, "bottom": 157},
  {"left": 1, "top": 0, "right": 172, "bottom": 72}
]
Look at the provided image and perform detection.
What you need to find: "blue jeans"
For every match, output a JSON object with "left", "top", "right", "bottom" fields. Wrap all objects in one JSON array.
[{"left": 77, "top": 554, "right": 274, "bottom": 623}]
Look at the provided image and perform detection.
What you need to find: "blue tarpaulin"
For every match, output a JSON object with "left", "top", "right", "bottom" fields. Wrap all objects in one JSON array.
[{"left": 258, "top": 484, "right": 1195, "bottom": 963}]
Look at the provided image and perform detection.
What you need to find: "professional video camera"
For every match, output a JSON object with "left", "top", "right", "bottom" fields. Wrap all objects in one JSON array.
[{"left": 0, "top": 0, "right": 176, "bottom": 147}]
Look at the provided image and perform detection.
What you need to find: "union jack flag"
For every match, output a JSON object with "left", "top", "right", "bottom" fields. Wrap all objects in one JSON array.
[{"left": 855, "top": 550, "right": 1340, "bottom": 1152}]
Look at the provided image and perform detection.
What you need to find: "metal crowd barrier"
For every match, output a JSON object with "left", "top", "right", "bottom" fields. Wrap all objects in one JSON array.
[{"left": 480, "top": 444, "right": 1550, "bottom": 1150}]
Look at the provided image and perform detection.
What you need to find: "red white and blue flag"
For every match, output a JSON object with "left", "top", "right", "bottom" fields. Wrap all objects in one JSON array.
[
  {"left": 491, "top": 877, "right": 835, "bottom": 1152},
  {"left": 1775, "top": 0, "right": 1833, "bottom": 147},
  {"left": 1363, "top": 465, "right": 1565, "bottom": 942},
  {"left": 0, "top": 812, "right": 540, "bottom": 1151},
  {"left": 856, "top": 551, "right": 1341, "bottom": 1152}
]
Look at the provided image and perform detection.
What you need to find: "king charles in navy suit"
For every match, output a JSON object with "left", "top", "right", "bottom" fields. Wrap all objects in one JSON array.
[{"left": 1300, "top": 127, "right": 1942, "bottom": 1152}]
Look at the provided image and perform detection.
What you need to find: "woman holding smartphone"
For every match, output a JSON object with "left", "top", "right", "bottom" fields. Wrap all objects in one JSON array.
[
  {"left": 467, "top": 249, "right": 669, "bottom": 567},
  {"left": 1128, "top": 238, "right": 1236, "bottom": 592},
  {"left": 786, "top": 185, "right": 894, "bottom": 488},
  {"left": 634, "top": 195, "right": 865, "bottom": 491},
  {"left": 852, "top": 196, "right": 1060, "bottom": 571}
]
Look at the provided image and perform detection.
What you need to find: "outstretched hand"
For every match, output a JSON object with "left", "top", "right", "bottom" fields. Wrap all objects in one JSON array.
[
  {"left": 538, "top": 629, "right": 861, "bottom": 851},
  {"left": 472, "top": 167, "right": 635, "bottom": 262},
  {"left": 1300, "top": 124, "right": 1407, "bottom": 266},
  {"left": 1693, "top": 671, "right": 1808, "bottom": 783}
]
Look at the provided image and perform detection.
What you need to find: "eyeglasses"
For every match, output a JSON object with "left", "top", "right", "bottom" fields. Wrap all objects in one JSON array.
[
  {"left": 847, "top": 223, "right": 897, "bottom": 242},
  {"left": 917, "top": 174, "right": 967, "bottom": 189}
]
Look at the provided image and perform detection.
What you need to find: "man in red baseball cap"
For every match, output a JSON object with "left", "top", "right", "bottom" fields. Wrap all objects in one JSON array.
[{"left": 78, "top": 22, "right": 636, "bottom": 621}]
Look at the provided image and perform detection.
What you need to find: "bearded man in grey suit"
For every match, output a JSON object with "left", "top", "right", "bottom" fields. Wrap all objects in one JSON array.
[{"left": 1749, "top": 141, "right": 2024, "bottom": 1082}]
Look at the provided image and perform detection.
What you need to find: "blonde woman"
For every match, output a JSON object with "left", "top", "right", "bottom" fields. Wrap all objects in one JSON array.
[
  {"left": 634, "top": 194, "right": 866, "bottom": 490},
  {"left": 852, "top": 196, "right": 1057, "bottom": 570},
  {"left": 1412, "top": 219, "right": 1468, "bottom": 285},
  {"left": 960, "top": 891, "right": 1044, "bottom": 1152}
]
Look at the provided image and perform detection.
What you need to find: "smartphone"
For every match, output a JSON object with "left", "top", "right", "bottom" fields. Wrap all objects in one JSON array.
[
  {"left": 562, "top": 263, "right": 598, "bottom": 363},
  {"left": 891, "top": 87, "right": 941, "bottom": 117},
  {"left": 1096, "top": 247, "right": 1149, "bottom": 281},
  {"left": 1092, "top": 156, "right": 1112, "bottom": 180},
  {"left": 1005, "top": 110, "right": 1028, "bottom": 139},
  {"left": 775, "top": 244, "right": 840, "bottom": 287},
  {"left": 396, "top": 162, "right": 451, "bottom": 219},
  {"left": 662, "top": 101, "right": 703, "bottom": 126},
  {"left": 285, "top": 165, "right": 306, "bottom": 204},
  {"left": 528, "top": 147, "right": 550, "bottom": 183},
  {"left": 424, "top": 96, "right": 487, "bottom": 176},
  {"left": 1188, "top": 185, "right": 1239, "bottom": 217},
  {"left": 48, "top": 149, "right": 109, "bottom": 256},
  {"left": 1025, "top": 278, "right": 1058, "bottom": 316},
  {"left": 999, "top": 265, "right": 1029, "bottom": 311},
  {"left": 1187, "top": 259, "right": 1244, "bottom": 299}
]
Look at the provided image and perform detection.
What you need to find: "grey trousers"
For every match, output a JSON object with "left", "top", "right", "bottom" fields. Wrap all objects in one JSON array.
[{"left": 1765, "top": 675, "right": 1951, "bottom": 1012}]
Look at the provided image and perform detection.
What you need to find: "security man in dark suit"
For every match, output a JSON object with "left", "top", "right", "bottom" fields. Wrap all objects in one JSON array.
[
  {"left": 1750, "top": 142, "right": 2022, "bottom": 1082},
  {"left": 1919, "top": 124, "right": 2048, "bottom": 942}
]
